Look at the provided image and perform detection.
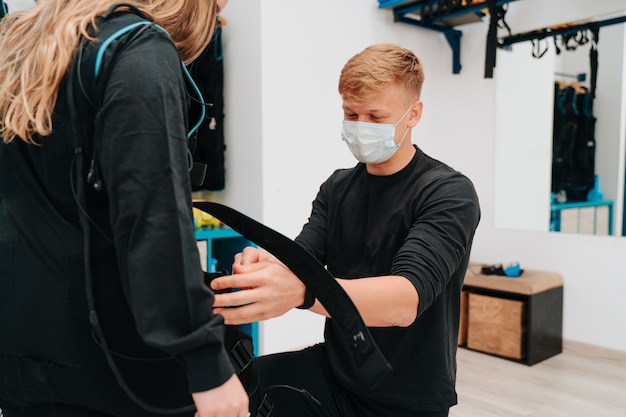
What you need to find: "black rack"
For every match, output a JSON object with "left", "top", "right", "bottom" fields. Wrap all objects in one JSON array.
[
  {"left": 499, "top": 13, "right": 626, "bottom": 48},
  {"left": 378, "top": 0, "right": 519, "bottom": 74}
]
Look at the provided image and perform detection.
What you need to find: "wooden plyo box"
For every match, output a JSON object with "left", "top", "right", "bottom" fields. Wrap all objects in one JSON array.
[
  {"left": 459, "top": 264, "right": 563, "bottom": 365},
  {"left": 467, "top": 293, "right": 525, "bottom": 359}
]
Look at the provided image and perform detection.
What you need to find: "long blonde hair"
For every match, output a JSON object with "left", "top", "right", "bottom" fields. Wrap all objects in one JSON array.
[{"left": 0, "top": 0, "right": 219, "bottom": 144}]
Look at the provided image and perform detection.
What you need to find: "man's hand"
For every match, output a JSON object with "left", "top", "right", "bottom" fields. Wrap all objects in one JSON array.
[
  {"left": 211, "top": 247, "right": 307, "bottom": 324},
  {"left": 233, "top": 246, "right": 275, "bottom": 266}
]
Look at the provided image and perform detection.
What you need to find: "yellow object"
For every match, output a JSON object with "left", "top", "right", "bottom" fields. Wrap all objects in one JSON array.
[{"left": 193, "top": 207, "right": 221, "bottom": 229}]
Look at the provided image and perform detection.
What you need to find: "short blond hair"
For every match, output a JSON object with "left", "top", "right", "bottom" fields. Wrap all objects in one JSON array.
[{"left": 338, "top": 43, "right": 425, "bottom": 103}]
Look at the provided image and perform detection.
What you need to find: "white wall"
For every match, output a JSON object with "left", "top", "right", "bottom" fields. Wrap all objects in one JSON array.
[
  {"left": 217, "top": 0, "right": 626, "bottom": 354},
  {"left": 493, "top": 41, "right": 554, "bottom": 232},
  {"left": 4, "top": 0, "right": 30, "bottom": 12}
]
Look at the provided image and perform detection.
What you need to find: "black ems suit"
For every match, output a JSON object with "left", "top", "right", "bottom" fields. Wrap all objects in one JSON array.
[{"left": 0, "top": 12, "right": 234, "bottom": 417}]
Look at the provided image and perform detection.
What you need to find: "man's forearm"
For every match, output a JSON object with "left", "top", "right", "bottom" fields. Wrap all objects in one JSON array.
[{"left": 309, "top": 275, "right": 419, "bottom": 327}]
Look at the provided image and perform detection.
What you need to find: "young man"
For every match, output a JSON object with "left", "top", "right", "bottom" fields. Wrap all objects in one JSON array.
[{"left": 211, "top": 43, "right": 481, "bottom": 417}]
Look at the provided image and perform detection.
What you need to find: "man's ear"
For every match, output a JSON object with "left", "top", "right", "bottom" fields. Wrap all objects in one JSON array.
[{"left": 408, "top": 100, "right": 423, "bottom": 128}]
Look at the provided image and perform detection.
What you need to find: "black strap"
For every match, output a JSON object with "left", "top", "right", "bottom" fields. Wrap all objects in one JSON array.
[
  {"left": 193, "top": 202, "right": 392, "bottom": 389},
  {"left": 589, "top": 25, "right": 599, "bottom": 99},
  {"left": 484, "top": 0, "right": 498, "bottom": 78},
  {"left": 66, "top": 39, "right": 92, "bottom": 150},
  {"left": 66, "top": 11, "right": 207, "bottom": 188},
  {"left": 102, "top": 2, "right": 150, "bottom": 20}
]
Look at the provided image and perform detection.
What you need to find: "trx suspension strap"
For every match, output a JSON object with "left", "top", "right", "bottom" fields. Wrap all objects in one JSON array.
[{"left": 193, "top": 202, "right": 393, "bottom": 389}]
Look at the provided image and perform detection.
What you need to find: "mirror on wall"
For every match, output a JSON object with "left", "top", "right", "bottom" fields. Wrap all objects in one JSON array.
[{"left": 493, "top": 12, "right": 626, "bottom": 237}]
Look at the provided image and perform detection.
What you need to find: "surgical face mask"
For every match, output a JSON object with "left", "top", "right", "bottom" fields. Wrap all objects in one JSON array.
[{"left": 341, "top": 106, "right": 412, "bottom": 164}]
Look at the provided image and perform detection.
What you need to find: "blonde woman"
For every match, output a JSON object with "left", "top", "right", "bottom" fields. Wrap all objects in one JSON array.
[{"left": 0, "top": 1, "right": 249, "bottom": 417}]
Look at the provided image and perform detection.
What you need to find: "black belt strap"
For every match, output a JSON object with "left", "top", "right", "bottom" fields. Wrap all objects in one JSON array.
[{"left": 193, "top": 202, "right": 392, "bottom": 389}]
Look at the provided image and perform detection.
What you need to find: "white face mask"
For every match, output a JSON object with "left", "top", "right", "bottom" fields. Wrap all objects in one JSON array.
[{"left": 341, "top": 106, "right": 412, "bottom": 164}]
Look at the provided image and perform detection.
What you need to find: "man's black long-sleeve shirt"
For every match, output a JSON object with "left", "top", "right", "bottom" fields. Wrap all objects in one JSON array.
[{"left": 296, "top": 146, "right": 481, "bottom": 411}]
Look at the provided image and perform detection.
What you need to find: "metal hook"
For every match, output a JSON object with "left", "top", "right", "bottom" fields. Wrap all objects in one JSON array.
[{"left": 531, "top": 38, "right": 548, "bottom": 58}]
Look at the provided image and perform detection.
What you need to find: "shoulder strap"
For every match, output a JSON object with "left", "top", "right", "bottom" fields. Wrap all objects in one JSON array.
[
  {"left": 0, "top": 1, "right": 7, "bottom": 20},
  {"left": 65, "top": 12, "right": 155, "bottom": 151},
  {"left": 66, "top": 11, "right": 207, "bottom": 186}
]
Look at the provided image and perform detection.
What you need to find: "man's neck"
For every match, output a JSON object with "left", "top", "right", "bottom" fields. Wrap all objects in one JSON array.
[{"left": 366, "top": 143, "right": 417, "bottom": 176}]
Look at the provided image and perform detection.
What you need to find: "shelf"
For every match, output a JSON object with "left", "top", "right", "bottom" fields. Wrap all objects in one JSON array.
[
  {"left": 550, "top": 200, "right": 613, "bottom": 235},
  {"left": 195, "top": 226, "right": 259, "bottom": 355},
  {"left": 378, "top": 0, "right": 519, "bottom": 74}
]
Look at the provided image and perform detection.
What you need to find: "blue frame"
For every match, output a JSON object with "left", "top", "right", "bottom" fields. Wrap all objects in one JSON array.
[
  {"left": 550, "top": 200, "right": 614, "bottom": 235},
  {"left": 195, "top": 227, "right": 259, "bottom": 355}
]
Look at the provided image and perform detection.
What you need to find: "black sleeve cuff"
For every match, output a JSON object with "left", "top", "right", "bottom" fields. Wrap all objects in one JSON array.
[
  {"left": 181, "top": 344, "right": 236, "bottom": 393},
  {"left": 296, "top": 288, "right": 315, "bottom": 310}
]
